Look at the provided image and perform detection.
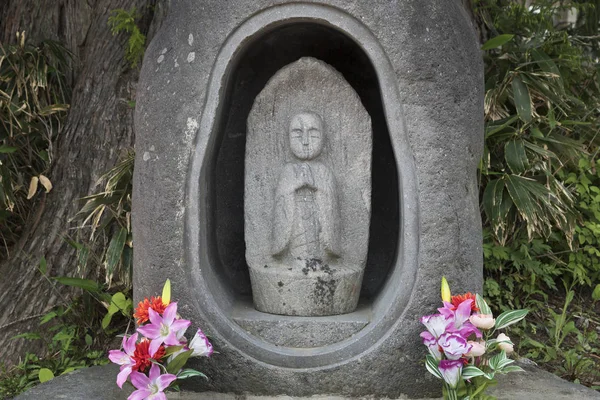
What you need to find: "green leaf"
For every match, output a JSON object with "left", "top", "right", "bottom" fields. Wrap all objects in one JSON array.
[
  {"left": 425, "top": 355, "right": 443, "bottom": 380},
  {"left": 177, "top": 368, "right": 208, "bottom": 380},
  {"left": 111, "top": 292, "right": 130, "bottom": 312},
  {"left": 104, "top": 227, "right": 127, "bottom": 278},
  {"left": 488, "top": 350, "right": 507, "bottom": 370},
  {"left": 504, "top": 174, "right": 570, "bottom": 238},
  {"left": 166, "top": 350, "right": 193, "bottom": 375},
  {"left": 593, "top": 284, "right": 600, "bottom": 301},
  {"left": 462, "top": 365, "right": 486, "bottom": 379},
  {"left": 38, "top": 368, "right": 54, "bottom": 383},
  {"left": 501, "top": 365, "right": 525, "bottom": 374},
  {"left": 163, "top": 345, "right": 185, "bottom": 357},
  {"left": 101, "top": 312, "right": 113, "bottom": 330},
  {"left": 512, "top": 75, "right": 532, "bottom": 123},
  {"left": 40, "top": 311, "right": 57, "bottom": 325},
  {"left": 38, "top": 257, "right": 47, "bottom": 275},
  {"left": 476, "top": 294, "right": 492, "bottom": 315},
  {"left": 505, "top": 140, "right": 529, "bottom": 174},
  {"left": 530, "top": 49, "right": 563, "bottom": 91},
  {"left": 0, "top": 146, "right": 18, "bottom": 153},
  {"left": 11, "top": 332, "right": 42, "bottom": 340},
  {"left": 85, "top": 334, "right": 93, "bottom": 346},
  {"left": 53, "top": 277, "right": 102, "bottom": 293},
  {"left": 482, "top": 34, "right": 515, "bottom": 50},
  {"left": 495, "top": 309, "right": 529, "bottom": 330}
]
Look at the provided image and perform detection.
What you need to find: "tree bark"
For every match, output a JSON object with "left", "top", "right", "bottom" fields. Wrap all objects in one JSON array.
[{"left": 0, "top": 0, "right": 166, "bottom": 364}]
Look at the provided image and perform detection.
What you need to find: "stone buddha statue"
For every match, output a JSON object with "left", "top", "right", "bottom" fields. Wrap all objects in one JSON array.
[
  {"left": 244, "top": 57, "right": 371, "bottom": 316},
  {"left": 271, "top": 112, "right": 340, "bottom": 264}
]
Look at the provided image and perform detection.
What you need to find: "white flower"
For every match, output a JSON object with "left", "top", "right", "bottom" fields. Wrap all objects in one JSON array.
[
  {"left": 465, "top": 340, "right": 486, "bottom": 357},
  {"left": 496, "top": 333, "right": 514, "bottom": 354},
  {"left": 469, "top": 313, "right": 495, "bottom": 330},
  {"left": 189, "top": 328, "right": 213, "bottom": 357}
]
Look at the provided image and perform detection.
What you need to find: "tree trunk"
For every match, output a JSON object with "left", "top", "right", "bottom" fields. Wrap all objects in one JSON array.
[{"left": 0, "top": 0, "right": 166, "bottom": 365}]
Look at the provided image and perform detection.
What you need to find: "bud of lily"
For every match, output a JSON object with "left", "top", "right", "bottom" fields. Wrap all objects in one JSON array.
[
  {"left": 469, "top": 313, "right": 495, "bottom": 330},
  {"left": 441, "top": 276, "right": 451, "bottom": 303},
  {"left": 189, "top": 328, "right": 214, "bottom": 357},
  {"left": 465, "top": 341, "right": 486, "bottom": 357},
  {"left": 162, "top": 278, "right": 171, "bottom": 305},
  {"left": 497, "top": 333, "right": 514, "bottom": 354}
]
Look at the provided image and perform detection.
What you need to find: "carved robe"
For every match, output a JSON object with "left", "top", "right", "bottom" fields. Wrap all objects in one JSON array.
[{"left": 272, "top": 161, "right": 340, "bottom": 261}]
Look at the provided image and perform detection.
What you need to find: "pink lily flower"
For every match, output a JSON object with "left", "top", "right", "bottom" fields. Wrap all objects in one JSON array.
[
  {"left": 108, "top": 333, "right": 138, "bottom": 388},
  {"left": 438, "top": 332, "right": 472, "bottom": 360},
  {"left": 420, "top": 314, "right": 452, "bottom": 339},
  {"left": 420, "top": 331, "right": 442, "bottom": 360},
  {"left": 137, "top": 302, "right": 191, "bottom": 357},
  {"left": 438, "top": 299, "right": 482, "bottom": 338},
  {"left": 438, "top": 359, "right": 463, "bottom": 388},
  {"left": 128, "top": 363, "right": 177, "bottom": 400},
  {"left": 438, "top": 298, "right": 473, "bottom": 328}
]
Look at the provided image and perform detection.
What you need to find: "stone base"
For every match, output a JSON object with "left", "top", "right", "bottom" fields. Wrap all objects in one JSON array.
[
  {"left": 248, "top": 260, "right": 363, "bottom": 316},
  {"left": 14, "top": 360, "right": 600, "bottom": 400},
  {"left": 232, "top": 298, "right": 370, "bottom": 347}
]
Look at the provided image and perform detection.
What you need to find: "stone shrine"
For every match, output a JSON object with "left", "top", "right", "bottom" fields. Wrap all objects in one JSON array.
[
  {"left": 245, "top": 58, "right": 372, "bottom": 316},
  {"left": 133, "top": 1, "right": 484, "bottom": 398}
]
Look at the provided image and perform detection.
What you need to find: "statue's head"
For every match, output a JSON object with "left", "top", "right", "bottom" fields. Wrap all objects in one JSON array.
[{"left": 289, "top": 112, "right": 324, "bottom": 160}]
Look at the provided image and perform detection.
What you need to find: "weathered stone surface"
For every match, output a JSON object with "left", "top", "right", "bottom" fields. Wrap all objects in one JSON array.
[
  {"left": 231, "top": 299, "right": 370, "bottom": 347},
  {"left": 15, "top": 360, "right": 600, "bottom": 399},
  {"left": 245, "top": 58, "right": 372, "bottom": 316},
  {"left": 14, "top": 364, "right": 132, "bottom": 400},
  {"left": 133, "top": 0, "right": 484, "bottom": 397}
]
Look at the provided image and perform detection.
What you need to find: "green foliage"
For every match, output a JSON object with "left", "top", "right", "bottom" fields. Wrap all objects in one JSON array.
[
  {"left": 0, "top": 32, "right": 71, "bottom": 259},
  {"left": 72, "top": 151, "right": 134, "bottom": 286},
  {"left": 477, "top": 0, "right": 600, "bottom": 388},
  {"left": 0, "top": 270, "right": 133, "bottom": 397},
  {"left": 108, "top": 8, "right": 146, "bottom": 69}
]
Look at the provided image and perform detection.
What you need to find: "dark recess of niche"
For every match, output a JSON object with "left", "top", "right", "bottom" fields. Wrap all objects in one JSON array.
[{"left": 212, "top": 22, "right": 399, "bottom": 300}]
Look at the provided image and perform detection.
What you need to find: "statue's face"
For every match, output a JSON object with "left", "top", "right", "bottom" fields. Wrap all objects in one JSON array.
[{"left": 289, "top": 113, "right": 323, "bottom": 160}]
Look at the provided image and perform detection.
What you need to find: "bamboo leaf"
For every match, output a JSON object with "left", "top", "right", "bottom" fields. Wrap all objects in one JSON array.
[
  {"left": 166, "top": 350, "right": 193, "bottom": 375},
  {"left": 177, "top": 368, "right": 207, "bottom": 380},
  {"left": 38, "top": 174, "right": 52, "bottom": 193},
  {"left": 104, "top": 227, "right": 127, "bottom": 278},
  {"left": 512, "top": 75, "right": 532, "bottom": 123},
  {"left": 27, "top": 176, "right": 39, "bottom": 199},
  {"left": 505, "top": 140, "right": 529, "bottom": 174},
  {"left": 495, "top": 309, "right": 529, "bottom": 330},
  {"left": 462, "top": 365, "right": 486, "bottom": 379},
  {"left": 425, "top": 355, "right": 443, "bottom": 379},
  {"left": 530, "top": 49, "right": 563, "bottom": 91},
  {"left": 53, "top": 277, "right": 102, "bottom": 293},
  {"left": 482, "top": 34, "right": 515, "bottom": 50},
  {"left": 502, "top": 365, "right": 525, "bottom": 374},
  {"left": 0, "top": 146, "right": 17, "bottom": 153},
  {"left": 476, "top": 294, "right": 492, "bottom": 315},
  {"left": 38, "top": 256, "right": 47, "bottom": 275}
]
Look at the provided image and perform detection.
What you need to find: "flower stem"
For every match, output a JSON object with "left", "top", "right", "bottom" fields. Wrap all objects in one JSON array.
[{"left": 443, "top": 383, "right": 459, "bottom": 400}]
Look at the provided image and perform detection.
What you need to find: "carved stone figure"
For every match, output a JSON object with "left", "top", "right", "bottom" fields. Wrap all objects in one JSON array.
[
  {"left": 245, "top": 57, "right": 372, "bottom": 316},
  {"left": 272, "top": 112, "right": 340, "bottom": 264}
]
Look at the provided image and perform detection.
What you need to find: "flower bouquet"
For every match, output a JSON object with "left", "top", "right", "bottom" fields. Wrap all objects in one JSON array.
[
  {"left": 421, "top": 277, "right": 528, "bottom": 400},
  {"left": 109, "top": 279, "right": 213, "bottom": 400}
]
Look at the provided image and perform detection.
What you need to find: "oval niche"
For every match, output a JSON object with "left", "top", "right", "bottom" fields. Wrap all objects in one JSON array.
[{"left": 185, "top": 4, "right": 419, "bottom": 369}]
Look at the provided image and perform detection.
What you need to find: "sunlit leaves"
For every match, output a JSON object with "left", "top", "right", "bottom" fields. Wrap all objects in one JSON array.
[
  {"left": 511, "top": 75, "right": 532, "bottom": 123},
  {"left": 482, "top": 34, "right": 515, "bottom": 50}
]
